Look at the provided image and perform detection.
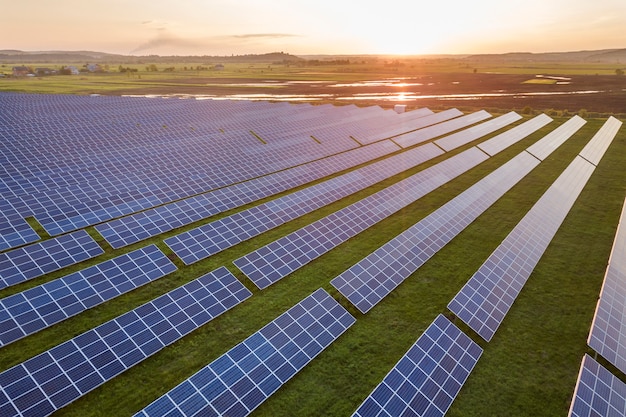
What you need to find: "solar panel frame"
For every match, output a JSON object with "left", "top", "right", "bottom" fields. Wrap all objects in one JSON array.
[
  {"left": 0, "top": 230, "right": 104, "bottom": 290},
  {"left": 0, "top": 244, "right": 177, "bottom": 347},
  {"left": 449, "top": 117, "right": 621, "bottom": 342},
  {"left": 0, "top": 266, "right": 251, "bottom": 417},
  {"left": 568, "top": 354, "right": 626, "bottom": 417},
  {"left": 331, "top": 151, "right": 541, "bottom": 314},
  {"left": 587, "top": 195, "right": 626, "bottom": 374},
  {"left": 134, "top": 288, "right": 356, "bottom": 417},
  {"left": 579, "top": 116, "right": 623, "bottom": 166},
  {"left": 393, "top": 110, "right": 492, "bottom": 148},
  {"left": 95, "top": 140, "right": 399, "bottom": 249},
  {"left": 473, "top": 113, "right": 553, "bottom": 156},
  {"left": 352, "top": 315, "right": 482, "bottom": 417},
  {"left": 433, "top": 111, "right": 523, "bottom": 151},
  {"left": 166, "top": 143, "right": 445, "bottom": 265},
  {"left": 234, "top": 147, "right": 490, "bottom": 289}
]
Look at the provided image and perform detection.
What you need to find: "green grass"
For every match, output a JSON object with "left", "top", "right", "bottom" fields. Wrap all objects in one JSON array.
[{"left": 0, "top": 115, "right": 624, "bottom": 417}]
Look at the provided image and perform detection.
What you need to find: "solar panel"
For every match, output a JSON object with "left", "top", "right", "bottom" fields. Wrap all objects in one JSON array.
[
  {"left": 352, "top": 315, "right": 482, "bottom": 417},
  {"left": 522, "top": 116, "right": 586, "bottom": 161},
  {"left": 393, "top": 110, "right": 492, "bottom": 148},
  {"left": 234, "top": 147, "right": 489, "bottom": 289},
  {"left": 166, "top": 143, "right": 445, "bottom": 265},
  {"left": 331, "top": 150, "right": 541, "bottom": 314},
  {"left": 0, "top": 217, "right": 40, "bottom": 252},
  {"left": 0, "top": 244, "right": 177, "bottom": 347},
  {"left": 568, "top": 355, "right": 626, "bottom": 417},
  {"left": 95, "top": 140, "right": 399, "bottom": 249},
  {"left": 0, "top": 266, "right": 251, "bottom": 417},
  {"left": 579, "top": 116, "right": 623, "bottom": 166},
  {"left": 0, "top": 230, "right": 104, "bottom": 290},
  {"left": 449, "top": 118, "right": 620, "bottom": 342},
  {"left": 433, "top": 111, "right": 523, "bottom": 151},
  {"left": 472, "top": 113, "right": 553, "bottom": 156},
  {"left": 587, "top": 196, "right": 626, "bottom": 374},
  {"left": 134, "top": 288, "right": 355, "bottom": 417}
]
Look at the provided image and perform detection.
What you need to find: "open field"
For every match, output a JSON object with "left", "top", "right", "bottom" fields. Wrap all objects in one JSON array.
[
  {"left": 0, "top": 101, "right": 624, "bottom": 417},
  {"left": 2, "top": 57, "right": 626, "bottom": 114},
  {"left": 1, "top": 55, "right": 626, "bottom": 416}
]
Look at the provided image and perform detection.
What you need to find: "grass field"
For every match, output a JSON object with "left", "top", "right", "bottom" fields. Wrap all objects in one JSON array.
[{"left": 0, "top": 108, "right": 624, "bottom": 416}]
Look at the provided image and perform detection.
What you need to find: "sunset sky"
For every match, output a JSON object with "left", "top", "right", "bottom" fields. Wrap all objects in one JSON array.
[{"left": 2, "top": 0, "right": 626, "bottom": 56}]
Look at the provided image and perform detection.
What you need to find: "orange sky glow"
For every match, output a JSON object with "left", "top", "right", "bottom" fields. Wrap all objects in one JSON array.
[{"left": 2, "top": 0, "right": 625, "bottom": 56}]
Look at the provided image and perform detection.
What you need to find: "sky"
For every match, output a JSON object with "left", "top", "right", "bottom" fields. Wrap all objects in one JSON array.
[{"left": 2, "top": 0, "right": 626, "bottom": 56}]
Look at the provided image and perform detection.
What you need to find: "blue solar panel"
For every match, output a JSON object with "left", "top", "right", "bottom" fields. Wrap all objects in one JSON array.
[
  {"left": 393, "top": 110, "right": 492, "bottom": 148},
  {"left": 588, "top": 195, "right": 626, "bottom": 374},
  {"left": 0, "top": 216, "right": 40, "bottom": 252},
  {"left": 0, "top": 266, "right": 251, "bottom": 417},
  {"left": 433, "top": 111, "right": 524, "bottom": 151},
  {"left": 0, "top": 244, "right": 176, "bottom": 347},
  {"left": 134, "top": 289, "right": 355, "bottom": 417},
  {"left": 331, "top": 151, "right": 541, "bottom": 313},
  {"left": 166, "top": 143, "right": 445, "bottom": 265},
  {"left": 352, "top": 315, "right": 482, "bottom": 417},
  {"left": 234, "top": 147, "right": 489, "bottom": 289},
  {"left": 449, "top": 118, "right": 621, "bottom": 342},
  {"left": 95, "top": 140, "right": 399, "bottom": 248},
  {"left": 0, "top": 230, "right": 104, "bottom": 290},
  {"left": 568, "top": 355, "right": 626, "bottom": 417}
]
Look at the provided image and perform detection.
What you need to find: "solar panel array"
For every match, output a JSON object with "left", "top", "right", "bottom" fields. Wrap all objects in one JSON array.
[
  {"left": 0, "top": 267, "right": 251, "bottom": 417},
  {"left": 331, "top": 150, "right": 540, "bottom": 313},
  {"left": 166, "top": 142, "right": 445, "bottom": 265},
  {"left": 588, "top": 195, "right": 626, "bottom": 375},
  {"left": 393, "top": 110, "right": 492, "bottom": 148},
  {"left": 95, "top": 140, "right": 400, "bottom": 249},
  {"left": 0, "top": 244, "right": 177, "bottom": 347},
  {"left": 134, "top": 289, "right": 356, "bottom": 417},
  {"left": 234, "top": 147, "right": 489, "bottom": 289},
  {"left": 568, "top": 355, "right": 626, "bottom": 417},
  {"left": 449, "top": 117, "right": 620, "bottom": 342},
  {"left": 1, "top": 93, "right": 430, "bottom": 243},
  {"left": 432, "top": 111, "right": 523, "bottom": 151},
  {"left": 0, "top": 230, "right": 104, "bottom": 290},
  {"left": 472, "top": 113, "right": 554, "bottom": 156},
  {"left": 352, "top": 315, "right": 482, "bottom": 417}
]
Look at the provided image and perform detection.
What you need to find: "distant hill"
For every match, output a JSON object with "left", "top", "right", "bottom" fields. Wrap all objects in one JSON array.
[
  {"left": 0, "top": 50, "right": 303, "bottom": 64},
  {"left": 466, "top": 48, "right": 626, "bottom": 63}
]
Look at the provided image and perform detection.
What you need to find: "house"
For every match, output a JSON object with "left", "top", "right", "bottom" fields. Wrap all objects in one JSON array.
[
  {"left": 64, "top": 66, "right": 80, "bottom": 75},
  {"left": 12, "top": 66, "right": 31, "bottom": 77},
  {"left": 86, "top": 63, "right": 103, "bottom": 73},
  {"left": 35, "top": 68, "right": 57, "bottom": 76},
  {"left": 214, "top": 64, "right": 224, "bottom": 71}
]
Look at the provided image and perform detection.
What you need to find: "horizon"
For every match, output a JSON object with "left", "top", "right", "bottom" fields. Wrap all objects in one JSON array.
[{"left": 2, "top": 0, "right": 626, "bottom": 57}]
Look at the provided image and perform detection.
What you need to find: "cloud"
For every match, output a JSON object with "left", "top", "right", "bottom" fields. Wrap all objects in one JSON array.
[{"left": 130, "top": 27, "right": 204, "bottom": 54}]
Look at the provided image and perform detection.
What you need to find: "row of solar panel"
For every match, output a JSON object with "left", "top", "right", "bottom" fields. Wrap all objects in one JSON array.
[{"left": 234, "top": 114, "right": 553, "bottom": 290}]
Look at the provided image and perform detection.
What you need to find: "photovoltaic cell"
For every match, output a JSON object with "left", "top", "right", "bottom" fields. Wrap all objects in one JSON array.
[
  {"left": 352, "top": 315, "right": 482, "bottom": 417},
  {"left": 166, "top": 143, "right": 445, "bottom": 265},
  {"left": 0, "top": 217, "right": 40, "bottom": 252},
  {"left": 393, "top": 110, "right": 492, "bottom": 148},
  {"left": 0, "top": 230, "right": 104, "bottom": 290},
  {"left": 448, "top": 117, "right": 620, "bottom": 342},
  {"left": 0, "top": 267, "right": 251, "bottom": 417},
  {"left": 234, "top": 147, "right": 489, "bottom": 289},
  {"left": 579, "top": 116, "right": 623, "bottom": 166},
  {"left": 331, "top": 151, "right": 540, "bottom": 314},
  {"left": 588, "top": 196, "right": 626, "bottom": 375},
  {"left": 433, "top": 111, "right": 523, "bottom": 151},
  {"left": 568, "top": 355, "right": 626, "bottom": 417},
  {"left": 95, "top": 140, "right": 399, "bottom": 249},
  {"left": 134, "top": 288, "right": 355, "bottom": 417},
  {"left": 473, "top": 113, "right": 553, "bottom": 156},
  {"left": 522, "top": 116, "right": 586, "bottom": 161},
  {"left": 0, "top": 244, "right": 177, "bottom": 347}
]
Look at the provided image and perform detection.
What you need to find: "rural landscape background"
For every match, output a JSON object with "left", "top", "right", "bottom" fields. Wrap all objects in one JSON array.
[{"left": 1, "top": 48, "right": 625, "bottom": 416}]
